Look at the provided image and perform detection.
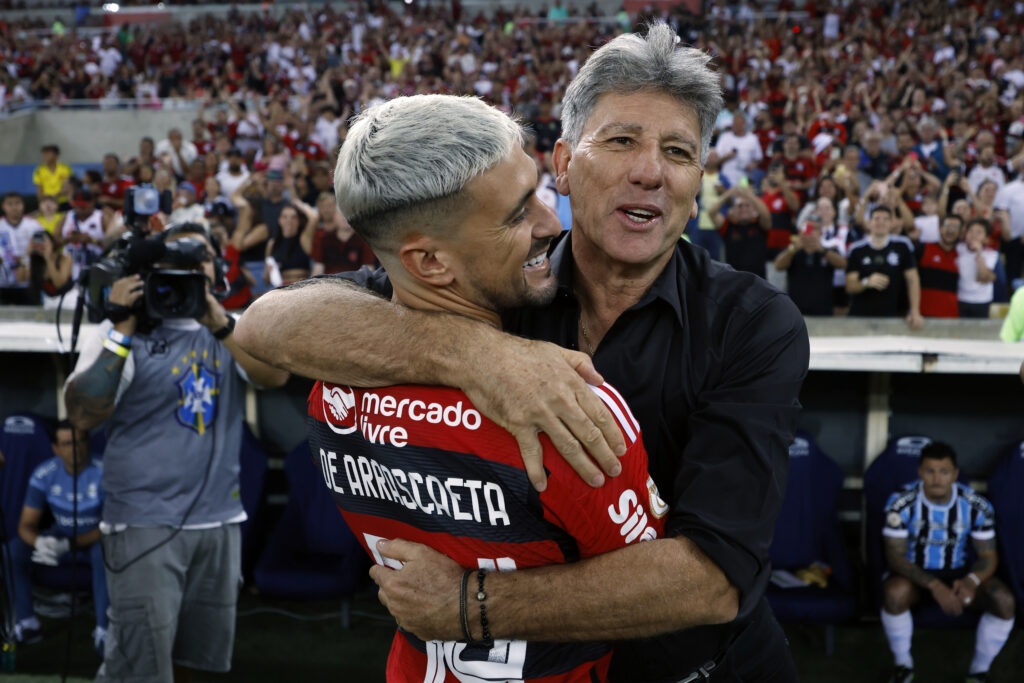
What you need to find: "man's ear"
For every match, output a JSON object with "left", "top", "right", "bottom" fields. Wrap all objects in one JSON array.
[
  {"left": 398, "top": 234, "right": 454, "bottom": 286},
  {"left": 552, "top": 138, "right": 572, "bottom": 196}
]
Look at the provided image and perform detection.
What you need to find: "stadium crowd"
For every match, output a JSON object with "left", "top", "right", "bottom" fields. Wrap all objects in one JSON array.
[{"left": 2, "top": 0, "right": 1024, "bottom": 329}]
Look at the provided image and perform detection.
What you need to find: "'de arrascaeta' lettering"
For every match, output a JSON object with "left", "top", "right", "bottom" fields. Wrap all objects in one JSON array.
[{"left": 316, "top": 449, "right": 509, "bottom": 527}]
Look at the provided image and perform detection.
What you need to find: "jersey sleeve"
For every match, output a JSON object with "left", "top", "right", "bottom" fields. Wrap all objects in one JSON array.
[
  {"left": 539, "top": 383, "right": 667, "bottom": 558},
  {"left": 882, "top": 492, "right": 910, "bottom": 539},
  {"left": 900, "top": 240, "right": 917, "bottom": 269},
  {"left": 847, "top": 245, "right": 867, "bottom": 277},
  {"left": 970, "top": 497, "right": 996, "bottom": 541}
]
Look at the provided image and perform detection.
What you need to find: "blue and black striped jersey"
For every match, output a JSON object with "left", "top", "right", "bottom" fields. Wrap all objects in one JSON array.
[{"left": 883, "top": 481, "right": 995, "bottom": 571}]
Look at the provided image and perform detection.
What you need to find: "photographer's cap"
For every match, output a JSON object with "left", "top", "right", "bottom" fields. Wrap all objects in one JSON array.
[
  {"left": 71, "top": 189, "right": 94, "bottom": 207},
  {"left": 178, "top": 181, "right": 197, "bottom": 196}
]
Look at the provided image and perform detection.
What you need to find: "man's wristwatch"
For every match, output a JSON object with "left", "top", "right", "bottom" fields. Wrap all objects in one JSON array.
[{"left": 212, "top": 315, "right": 236, "bottom": 340}]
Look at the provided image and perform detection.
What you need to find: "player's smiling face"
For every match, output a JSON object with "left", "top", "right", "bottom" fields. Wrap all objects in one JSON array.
[
  {"left": 919, "top": 456, "right": 958, "bottom": 504},
  {"left": 442, "top": 148, "right": 562, "bottom": 312}
]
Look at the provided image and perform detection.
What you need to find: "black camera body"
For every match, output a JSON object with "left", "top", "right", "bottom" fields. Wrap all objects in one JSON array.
[
  {"left": 87, "top": 229, "right": 211, "bottom": 325},
  {"left": 81, "top": 186, "right": 226, "bottom": 327}
]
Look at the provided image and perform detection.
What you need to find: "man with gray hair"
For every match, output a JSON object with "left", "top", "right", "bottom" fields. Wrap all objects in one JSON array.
[
  {"left": 309, "top": 93, "right": 667, "bottom": 681},
  {"left": 237, "top": 23, "right": 807, "bottom": 681}
]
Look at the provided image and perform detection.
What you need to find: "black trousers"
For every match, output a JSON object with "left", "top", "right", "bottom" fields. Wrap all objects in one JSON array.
[
  {"left": 609, "top": 598, "right": 798, "bottom": 683},
  {"left": 713, "top": 598, "right": 797, "bottom": 682}
]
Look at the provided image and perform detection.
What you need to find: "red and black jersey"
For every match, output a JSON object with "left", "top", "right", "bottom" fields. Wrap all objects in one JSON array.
[
  {"left": 99, "top": 176, "right": 133, "bottom": 203},
  {"left": 778, "top": 155, "right": 815, "bottom": 196},
  {"left": 193, "top": 138, "right": 215, "bottom": 156},
  {"left": 916, "top": 243, "right": 959, "bottom": 318},
  {"left": 307, "top": 381, "right": 666, "bottom": 683},
  {"left": 760, "top": 189, "right": 796, "bottom": 252},
  {"left": 285, "top": 133, "right": 327, "bottom": 161}
]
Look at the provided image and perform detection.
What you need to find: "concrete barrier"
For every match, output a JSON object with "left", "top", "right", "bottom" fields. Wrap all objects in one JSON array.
[{"left": 0, "top": 108, "right": 198, "bottom": 165}]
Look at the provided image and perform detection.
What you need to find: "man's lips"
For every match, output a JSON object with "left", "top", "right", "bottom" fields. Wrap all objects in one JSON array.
[{"left": 617, "top": 204, "right": 663, "bottom": 225}]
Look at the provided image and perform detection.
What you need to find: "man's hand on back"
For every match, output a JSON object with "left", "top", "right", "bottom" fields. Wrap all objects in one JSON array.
[{"left": 460, "top": 334, "right": 625, "bottom": 491}]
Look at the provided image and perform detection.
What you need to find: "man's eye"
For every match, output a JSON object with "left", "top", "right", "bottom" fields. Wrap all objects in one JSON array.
[{"left": 510, "top": 208, "right": 528, "bottom": 225}]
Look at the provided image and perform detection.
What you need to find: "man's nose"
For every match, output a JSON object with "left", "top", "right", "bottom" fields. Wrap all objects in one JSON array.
[{"left": 627, "top": 143, "right": 664, "bottom": 189}]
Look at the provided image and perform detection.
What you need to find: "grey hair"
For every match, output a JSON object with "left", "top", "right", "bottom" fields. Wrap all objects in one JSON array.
[
  {"left": 560, "top": 22, "right": 723, "bottom": 165},
  {"left": 334, "top": 94, "right": 525, "bottom": 250}
]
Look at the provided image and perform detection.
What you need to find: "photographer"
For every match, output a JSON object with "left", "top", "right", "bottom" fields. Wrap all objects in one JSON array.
[{"left": 63, "top": 223, "right": 288, "bottom": 682}]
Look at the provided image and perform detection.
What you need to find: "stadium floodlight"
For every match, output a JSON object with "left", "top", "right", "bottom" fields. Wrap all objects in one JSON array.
[{"left": 102, "top": 3, "right": 119, "bottom": 11}]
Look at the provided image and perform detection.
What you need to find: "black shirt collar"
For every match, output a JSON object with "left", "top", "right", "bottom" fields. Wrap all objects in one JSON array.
[{"left": 548, "top": 230, "right": 687, "bottom": 329}]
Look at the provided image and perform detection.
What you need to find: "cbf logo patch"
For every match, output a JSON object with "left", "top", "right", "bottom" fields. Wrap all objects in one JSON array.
[{"left": 172, "top": 350, "right": 221, "bottom": 435}]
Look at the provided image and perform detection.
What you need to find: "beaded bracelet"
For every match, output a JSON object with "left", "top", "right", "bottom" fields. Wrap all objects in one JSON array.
[
  {"left": 458, "top": 568, "right": 494, "bottom": 648},
  {"left": 476, "top": 569, "right": 493, "bottom": 646}
]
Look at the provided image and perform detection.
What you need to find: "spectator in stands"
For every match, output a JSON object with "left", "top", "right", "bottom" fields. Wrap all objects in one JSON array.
[
  {"left": 98, "top": 154, "right": 132, "bottom": 211},
  {"left": 1, "top": 192, "right": 43, "bottom": 263},
  {"left": 207, "top": 220, "right": 254, "bottom": 311},
  {"left": 714, "top": 109, "right": 762, "bottom": 189},
  {"left": 994, "top": 156, "right": 1024, "bottom": 287},
  {"left": 711, "top": 184, "right": 771, "bottom": 278},
  {"left": 773, "top": 217, "right": 846, "bottom": 316},
  {"left": 264, "top": 202, "right": 315, "bottom": 287},
  {"left": 0, "top": 192, "right": 43, "bottom": 303},
  {"left": 155, "top": 128, "right": 198, "bottom": 179},
  {"left": 845, "top": 205, "right": 924, "bottom": 329},
  {"left": 25, "top": 230, "right": 74, "bottom": 307},
  {"left": 62, "top": 189, "right": 109, "bottom": 284},
  {"left": 971, "top": 181, "right": 1005, "bottom": 251},
  {"left": 881, "top": 442, "right": 1016, "bottom": 683},
  {"left": 203, "top": 177, "right": 234, "bottom": 221},
  {"left": 968, "top": 145, "right": 1006, "bottom": 195},
  {"left": 916, "top": 214, "right": 963, "bottom": 319},
  {"left": 126, "top": 137, "right": 156, "bottom": 180},
  {"left": 191, "top": 118, "right": 213, "bottom": 156},
  {"left": 774, "top": 134, "right": 815, "bottom": 199},
  {"left": 168, "top": 181, "right": 206, "bottom": 227},
  {"left": 910, "top": 195, "right": 941, "bottom": 244},
  {"left": 911, "top": 117, "right": 949, "bottom": 181},
  {"left": 33, "top": 194, "right": 65, "bottom": 236},
  {"left": 32, "top": 144, "right": 72, "bottom": 204},
  {"left": 691, "top": 150, "right": 727, "bottom": 260},
  {"left": 759, "top": 161, "right": 801, "bottom": 284},
  {"left": 860, "top": 130, "right": 892, "bottom": 182},
  {"left": 956, "top": 218, "right": 999, "bottom": 319},
  {"left": 8, "top": 421, "right": 108, "bottom": 653},
  {"left": 216, "top": 148, "right": 250, "bottom": 198},
  {"left": 234, "top": 169, "right": 288, "bottom": 292},
  {"left": 310, "top": 197, "right": 376, "bottom": 276},
  {"left": 813, "top": 196, "right": 852, "bottom": 314}
]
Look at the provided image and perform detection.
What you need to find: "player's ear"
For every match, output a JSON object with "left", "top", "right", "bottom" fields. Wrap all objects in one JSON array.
[{"left": 398, "top": 234, "right": 454, "bottom": 286}]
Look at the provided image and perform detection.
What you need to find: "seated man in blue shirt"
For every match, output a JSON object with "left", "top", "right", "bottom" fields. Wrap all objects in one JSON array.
[{"left": 7, "top": 420, "right": 108, "bottom": 653}]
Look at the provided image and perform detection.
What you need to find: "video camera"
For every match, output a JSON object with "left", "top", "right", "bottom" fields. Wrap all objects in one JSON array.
[
  {"left": 86, "top": 227, "right": 212, "bottom": 325},
  {"left": 84, "top": 186, "right": 225, "bottom": 325}
]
